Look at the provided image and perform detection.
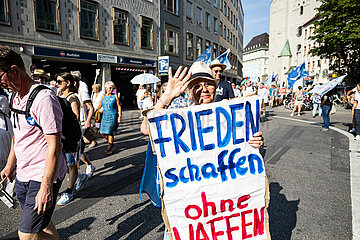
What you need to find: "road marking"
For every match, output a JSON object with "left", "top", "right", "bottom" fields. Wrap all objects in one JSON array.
[{"left": 273, "top": 116, "right": 360, "bottom": 240}]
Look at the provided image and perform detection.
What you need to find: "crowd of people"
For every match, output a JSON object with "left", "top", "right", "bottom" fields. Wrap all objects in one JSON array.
[{"left": 0, "top": 44, "right": 358, "bottom": 239}]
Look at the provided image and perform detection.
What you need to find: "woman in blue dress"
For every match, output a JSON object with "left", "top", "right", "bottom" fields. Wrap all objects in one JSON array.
[{"left": 95, "top": 81, "right": 122, "bottom": 155}]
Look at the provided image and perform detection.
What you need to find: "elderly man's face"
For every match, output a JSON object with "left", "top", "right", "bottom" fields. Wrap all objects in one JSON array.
[
  {"left": 211, "top": 66, "right": 223, "bottom": 80},
  {"left": 190, "top": 79, "right": 216, "bottom": 105}
]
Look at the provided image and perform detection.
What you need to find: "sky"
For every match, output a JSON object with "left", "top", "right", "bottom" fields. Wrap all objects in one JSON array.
[{"left": 242, "top": 0, "right": 272, "bottom": 47}]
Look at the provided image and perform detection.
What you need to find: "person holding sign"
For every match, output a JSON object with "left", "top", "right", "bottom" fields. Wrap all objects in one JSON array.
[{"left": 141, "top": 62, "right": 266, "bottom": 240}]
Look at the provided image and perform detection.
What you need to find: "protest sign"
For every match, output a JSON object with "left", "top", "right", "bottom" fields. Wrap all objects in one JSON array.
[{"left": 147, "top": 96, "right": 270, "bottom": 240}]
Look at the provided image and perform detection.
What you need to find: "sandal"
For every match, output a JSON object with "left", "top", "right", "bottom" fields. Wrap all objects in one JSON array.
[{"left": 106, "top": 143, "right": 114, "bottom": 155}]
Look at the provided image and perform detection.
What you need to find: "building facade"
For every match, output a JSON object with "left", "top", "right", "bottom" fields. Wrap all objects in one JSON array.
[
  {"left": 0, "top": 0, "right": 244, "bottom": 105},
  {"left": 0, "top": 0, "right": 159, "bottom": 106},
  {"left": 243, "top": 33, "right": 269, "bottom": 82},
  {"left": 160, "top": 0, "right": 244, "bottom": 83},
  {"left": 268, "top": 0, "right": 332, "bottom": 88}
]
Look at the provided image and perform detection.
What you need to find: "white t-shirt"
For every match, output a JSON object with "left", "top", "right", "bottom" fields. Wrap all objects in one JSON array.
[
  {"left": 355, "top": 91, "right": 360, "bottom": 110},
  {"left": 243, "top": 85, "right": 256, "bottom": 97},
  {"left": 258, "top": 88, "right": 268, "bottom": 100},
  {"left": 136, "top": 89, "right": 146, "bottom": 101},
  {"left": 78, "top": 81, "right": 91, "bottom": 126},
  {"left": 92, "top": 91, "right": 105, "bottom": 112}
]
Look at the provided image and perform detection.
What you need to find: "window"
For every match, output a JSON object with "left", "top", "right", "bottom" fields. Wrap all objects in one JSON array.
[
  {"left": 164, "top": 0, "right": 178, "bottom": 15},
  {"left": 214, "top": 17, "right": 218, "bottom": 34},
  {"left": 296, "top": 26, "right": 302, "bottom": 37},
  {"left": 35, "top": 0, "right": 60, "bottom": 32},
  {"left": 186, "top": 32, "right": 194, "bottom": 60},
  {"left": 224, "top": 25, "right": 227, "bottom": 39},
  {"left": 205, "top": 40, "right": 211, "bottom": 50},
  {"left": 224, "top": 2, "right": 227, "bottom": 16},
  {"left": 220, "top": 0, "right": 223, "bottom": 11},
  {"left": 186, "top": 1, "right": 193, "bottom": 22},
  {"left": 304, "top": 46, "right": 306, "bottom": 56},
  {"left": 165, "top": 24, "right": 180, "bottom": 55},
  {"left": 113, "top": 9, "right": 128, "bottom": 45},
  {"left": 220, "top": 21, "right": 223, "bottom": 36},
  {"left": 227, "top": 29, "right": 229, "bottom": 42},
  {"left": 196, "top": 7, "right": 202, "bottom": 26},
  {"left": 0, "top": 0, "right": 9, "bottom": 24},
  {"left": 206, "top": 12, "right": 210, "bottom": 30},
  {"left": 227, "top": 7, "right": 230, "bottom": 19},
  {"left": 196, "top": 37, "right": 203, "bottom": 58},
  {"left": 140, "top": 16, "right": 153, "bottom": 49},
  {"left": 80, "top": 0, "right": 98, "bottom": 39},
  {"left": 214, "top": 0, "right": 218, "bottom": 8},
  {"left": 213, "top": 43, "right": 218, "bottom": 58},
  {"left": 300, "top": 6, "right": 303, "bottom": 15}
]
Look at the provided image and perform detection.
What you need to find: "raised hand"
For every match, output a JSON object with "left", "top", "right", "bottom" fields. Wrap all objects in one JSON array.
[{"left": 165, "top": 66, "right": 192, "bottom": 100}]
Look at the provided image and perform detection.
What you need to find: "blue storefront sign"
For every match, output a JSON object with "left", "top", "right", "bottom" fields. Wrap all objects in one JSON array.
[
  {"left": 34, "top": 46, "right": 97, "bottom": 61},
  {"left": 158, "top": 56, "right": 169, "bottom": 75},
  {"left": 117, "top": 56, "right": 156, "bottom": 67}
]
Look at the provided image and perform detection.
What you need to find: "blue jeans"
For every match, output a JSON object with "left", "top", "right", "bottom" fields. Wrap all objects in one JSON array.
[
  {"left": 312, "top": 102, "right": 322, "bottom": 116},
  {"left": 322, "top": 105, "right": 331, "bottom": 129}
]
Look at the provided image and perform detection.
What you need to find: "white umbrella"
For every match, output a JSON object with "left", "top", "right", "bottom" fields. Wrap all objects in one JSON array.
[
  {"left": 130, "top": 73, "right": 160, "bottom": 85},
  {"left": 309, "top": 75, "right": 346, "bottom": 97}
]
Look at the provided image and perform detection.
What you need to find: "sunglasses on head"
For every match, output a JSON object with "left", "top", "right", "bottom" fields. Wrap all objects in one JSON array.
[{"left": 214, "top": 70, "right": 223, "bottom": 74}]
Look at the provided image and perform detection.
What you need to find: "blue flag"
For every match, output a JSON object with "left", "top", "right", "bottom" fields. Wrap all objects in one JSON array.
[
  {"left": 139, "top": 141, "right": 161, "bottom": 208},
  {"left": 287, "top": 63, "right": 309, "bottom": 89},
  {"left": 264, "top": 72, "right": 273, "bottom": 86},
  {"left": 195, "top": 46, "right": 213, "bottom": 64},
  {"left": 212, "top": 48, "right": 231, "bottom": 70}
]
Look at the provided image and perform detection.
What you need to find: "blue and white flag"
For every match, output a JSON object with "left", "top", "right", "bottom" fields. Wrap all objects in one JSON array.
[
  {"left": 212, "top": 48, "right": 231, "bottom": 70},
  {"left": 309, "top": 75, "right": 346, "bottom": 97},
  {"left": 195, "top": 46, "right": 213, "bottom": 64},
  {"left": 287, "top": 63, "right": 309, "bottom": 89},
  {"left": 264, "top": 72, "right": 273, "bottom": 86},
  {"left": 274, "top": 74, "right": 279, "bottom": 83},
  {"left": 139, "top": 141, "right": 161, "bottom": 208}
]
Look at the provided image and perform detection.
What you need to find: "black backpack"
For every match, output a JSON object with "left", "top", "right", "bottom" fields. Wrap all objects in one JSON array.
[{"left": 9, "top": 85, "right": 82, "bottom": 153}]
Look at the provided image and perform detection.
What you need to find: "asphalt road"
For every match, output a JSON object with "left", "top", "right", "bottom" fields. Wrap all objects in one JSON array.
[{"left": 0, "top": 105, "right": 352, "bottom": 240}]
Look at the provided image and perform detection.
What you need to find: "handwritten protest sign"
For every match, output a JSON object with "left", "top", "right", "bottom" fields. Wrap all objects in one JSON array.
[{"left": 147, "top": 96, "right": 270, "bottom": 240}]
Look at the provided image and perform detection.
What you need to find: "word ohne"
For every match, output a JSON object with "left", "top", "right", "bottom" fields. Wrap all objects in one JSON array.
[
  {"left": 149, "top": 101, "right": 260, "bottom": 158},
  {"left": 165, "top": 148, "right": 264, "bottom": 188},
  {"left": 172, "top": 192, "right": 265, "bottom": 240}
]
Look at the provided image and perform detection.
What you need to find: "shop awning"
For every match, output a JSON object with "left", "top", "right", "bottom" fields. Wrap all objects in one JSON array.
[{"left": 115, "top": 68, "right": 147, "bottom": 72}]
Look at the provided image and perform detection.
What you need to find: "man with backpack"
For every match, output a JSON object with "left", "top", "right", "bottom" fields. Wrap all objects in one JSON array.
[
  {"left": 0, "top": 46, "right": 67, "bottom": 239},
  {"left": 321, "top": 90, "right": 334, "bottom": 131}
]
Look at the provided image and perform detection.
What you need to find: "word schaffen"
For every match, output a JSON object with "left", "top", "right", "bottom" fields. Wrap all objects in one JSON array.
[
  {"left": 172, "top": 192, "right": 265, "bottom": 240},
  {"left": 147, "top": 97, "right": 270, "bottom": 240}
]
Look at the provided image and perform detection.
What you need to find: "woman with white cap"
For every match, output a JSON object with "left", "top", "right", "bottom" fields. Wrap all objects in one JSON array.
[{"left": 141, "top": 61, "right": 263, "bottom": 147}]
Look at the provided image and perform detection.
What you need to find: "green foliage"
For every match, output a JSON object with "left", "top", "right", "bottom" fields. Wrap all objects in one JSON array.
[{"left": 310, "top": 0, "right": 360, "bottom": 83}]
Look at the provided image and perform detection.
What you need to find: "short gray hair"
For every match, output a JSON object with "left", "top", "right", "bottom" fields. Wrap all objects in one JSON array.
[{"left": 105, "top": 81, "right": 115, "bottom": 89}]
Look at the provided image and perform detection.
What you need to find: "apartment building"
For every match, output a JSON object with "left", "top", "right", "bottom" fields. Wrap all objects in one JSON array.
[
  {"left": 0, "top": 0, "right": 159, "bottom": 106},
  {"left": 243, "top": 33, "right": 269, "bottom": 82}
]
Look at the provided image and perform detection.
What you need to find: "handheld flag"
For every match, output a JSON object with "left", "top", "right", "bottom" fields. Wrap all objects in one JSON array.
[
  {"left": 139, "top": 141, "right": 161, "bottom": 208},
  {"left": 212, "top": 48, "right": 231, "bottom": 70},
  {"left": 287, "top": 63, "right": 309, "bottom": 89},
  {"left": 309, "top": 75, "right": 346, "bottom": 97},
  {"left": 264, "top": 72, "right": 273, "bottom": 86},
  {"left": 195, "top": 46, "right": 213, "bottom": 64}
]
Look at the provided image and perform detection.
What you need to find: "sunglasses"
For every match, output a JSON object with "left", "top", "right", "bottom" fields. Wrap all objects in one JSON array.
[
  {"left": 0, "top": 70, "right": 8, "bottom": 80},
  {"left": 57, "top": 80, "right": 66, "bottom": 84},
  {"left": 214, "top": 70, "right": 223, "bottom": 74}
]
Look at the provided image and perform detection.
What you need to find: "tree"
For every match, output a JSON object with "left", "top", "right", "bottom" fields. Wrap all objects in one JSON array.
[{"left": 310, "top": 0, "right": 360, "bottom": 84}]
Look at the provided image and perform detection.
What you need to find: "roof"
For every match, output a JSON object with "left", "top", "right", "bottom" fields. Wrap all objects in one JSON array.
[
  {"left": 278, "top": 40, "right": 292, "bottom": 57},
  {"left": 303, "top": 15, "right": 319, "bottom": 28},
  {"left": 244, "top": 33, "right": 269, "bottom": 52}
]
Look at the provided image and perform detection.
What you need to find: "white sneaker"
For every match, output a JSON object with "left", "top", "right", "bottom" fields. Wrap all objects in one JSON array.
[
  {"left": 355, "top": 135, "right": 360, "bottom": 141},
  {"left": 297, "top": 114, "right": 301, "bottom": 116},
  {"left": 290, "top": 113, "right": 294, "bottom": 116},
  {"left": 350, "top": 128, "right": 356, "bottom": 133},
  {"left": 86, "top": 164, "right": 95, "bottom": 178}
]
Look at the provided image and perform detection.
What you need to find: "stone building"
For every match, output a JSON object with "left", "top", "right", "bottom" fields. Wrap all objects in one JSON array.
[
  {"left": 160, "top": 0, "right": 244, "bottom": 83},
  {"left": 268, "top": 0, "right": 332, "bottom": 87},
  {"left": 0, "top": 0, "right": 159, "bottom": 106},
  {"left": 243, "top": 33, "right": 269, "bottom": 83}
]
